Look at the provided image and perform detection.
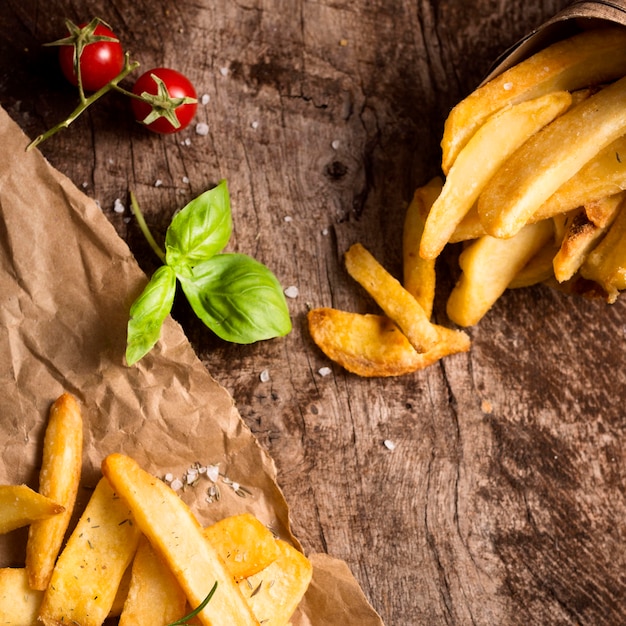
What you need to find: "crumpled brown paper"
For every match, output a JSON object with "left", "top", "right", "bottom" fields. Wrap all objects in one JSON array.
[{"left": 0, "top": 106, "right": 383, "bottom": 625}]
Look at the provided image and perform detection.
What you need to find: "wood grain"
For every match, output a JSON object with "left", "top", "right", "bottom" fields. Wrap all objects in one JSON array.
[{"left": 2, "top": 1, "right": 626, "bottom": 624}]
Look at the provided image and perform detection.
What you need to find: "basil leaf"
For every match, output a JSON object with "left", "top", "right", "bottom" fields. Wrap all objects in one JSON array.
[
  {"left": 178, "top": 253, "right": 292, "bottom": 343},
  {"left": 126, "top": 265, "right": 177, "bottom": 365},
  {"left": 165, "top": 179, "right": 232, "bottom": 271}
]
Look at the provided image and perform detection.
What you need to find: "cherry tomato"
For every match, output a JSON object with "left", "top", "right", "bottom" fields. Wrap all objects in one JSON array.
[
  {"left": 130, "top": 68, "right": 198, "bottom": 134},
  {"left": 58, "top": 22, "right": 124, "bottom": 92}
]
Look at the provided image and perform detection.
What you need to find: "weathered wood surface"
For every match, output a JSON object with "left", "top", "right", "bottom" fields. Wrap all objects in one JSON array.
[{"left": 2, "top": 1, "right": 626, "bottom": 624}]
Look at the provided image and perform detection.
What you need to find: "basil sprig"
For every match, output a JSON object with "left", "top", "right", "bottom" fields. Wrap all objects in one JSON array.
[{"left": 126, "top": 180, "right": 292, "bottom": 365}]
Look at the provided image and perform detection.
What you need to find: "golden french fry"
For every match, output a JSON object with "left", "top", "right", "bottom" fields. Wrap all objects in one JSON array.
[
  {"left": 441, "top": 26, "right": 626, "bottom": 173},
  {"left": 0, "top": 485, "right": 64, "bottom": 534},
  {"left": 26, "top": 392, "right": 83, "bottom": 590},
  {"left": 449, "top": 203, "right": 485, "bottom": 243},
  {"left": 119, "top": 536, "right": 188, "bottom": 626},
  {"left": 478, "top": 75, "right": 626, "bottom": 239},
  {"left": 507, "top": 239, "right": 559, "bottom": 289},
  {"left": 101, "top": 453, "right": 260, "bottom": 626},
  {"left": 553, "top": 196, "right": 622, "bottom": 283},
  {"left": 403, "top": 178, "right": 442, "bottom": 317},
  {"left": 38, "top": 477, "right": 141, "bottom": 626},
  {"left": 0, "top": 568, "right": 44, "bottom": 626},
  {"left": 421, "top": 91, "right": 572, "bottom": 260},
  {"left": 580, "top": 198, "right": 626, "bottom": 302},
  {"left": 204, "top": 513, "right": 280, "bottom": 581},
  {"left": 447, "top": 219, "right": 554, "bottom": 326},
  {"left": 307, "top": 308, "right": 469, "bottom": 377},
  {"left": 534, "top": 134, "right": 626, "bottom": 222},
  {"left": 238, "top": 539, "right": 312, "bottom": 626},
  {"left": 344, "top": 243, "right": 439, "bottom": 352}
]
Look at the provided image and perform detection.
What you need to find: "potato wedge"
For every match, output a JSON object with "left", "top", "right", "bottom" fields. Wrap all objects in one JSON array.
[
  {"left": 421, "top": 91, "right": 572, "bottom": 260},
  {"left": 403, "top": 178, "right": 441, "bottom": 316},
  {"left": 26, "top": 392, "right": 83, "bottom": 590},
  {"left": 0, "top": 568, "right": 44, "bottom": 626},
  {"left": 38, "top": 477, "right": 141, "bottom": 626},
  {"left": 0, "top": 485, "right": 64, "bottom": 534},
  {"left": 307, "top": 308, "right": 469, "bottom": 377},
  {"left": 101, "top": 453, "right": 260, "bottom": 626},
  {"left": 534, "top": 134, "right": 626, "bottom": 222},
  {"left": 580, "top": 198, "right": 626, "bottom": 302},
  {"left": 119, "top": 536, "right": 188, "bottom": 626},
  {"left": 344, "top": 243, "right": 439, "bottom": 352},
  {"left": 441, "top": 26, "right": 626, "bottom": 173},
  {"left": 204, "top": 513, "right": 280, "bottom": 581},
  {"left": 238, "top": 539, "right": 313, "bottom": 626},
  {"left": 478, "top": 75, "right": 626, "bottom": 239},
  {"left": 447, "top": 219, "right": 554, "bottom": 326},
  {"left": 553, "top": 196, "right": 622, "bottom": 283}
]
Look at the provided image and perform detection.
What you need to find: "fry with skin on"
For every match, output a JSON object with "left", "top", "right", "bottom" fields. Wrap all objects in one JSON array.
[
  {"left": 553, "top": 195, "right": 622, "bottom": 283},
  {"left": 101, "top": 453, "right": 260, "bottom": 626},
  {"left": 441, "top": 26, "right": 626, "bottom": 173},
  {"left": 37, "top": 477, "right": 141, "bottom": 626},
  {"left": 26, "top": 392, "right": 83, "bottom": 591},
  {"left": 0, "top": 485, "right": 64, "bottom": 534},
  {"left": 307, "top": 308, "right": 470, "bottom": 377},
  {"left": 447, "top": 219, "right": 555, "bottom": 326},
  {"left": 403, "top": 178, "right": 441, "bottom": 317},
  {"left": 421, "top": 91, "right": 572, "bottom": 260},
  {"left": 344, "top": 243, "right": 439, "bottom": 353},
  {"left": 477, "top": 75, "right": 626, "bottom": 239}
]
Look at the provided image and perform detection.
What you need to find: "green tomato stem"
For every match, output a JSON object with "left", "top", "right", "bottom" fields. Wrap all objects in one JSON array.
[
  {"left": 26, "top": 53, "right": 140, "bottom": 151},
  {"left": 129, "top": 191, "right": 167, "bottom": 264}
]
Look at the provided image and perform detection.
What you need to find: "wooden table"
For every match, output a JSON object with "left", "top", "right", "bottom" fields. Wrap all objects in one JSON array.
[{"left": 2, "top": 1, "right": 626, "bottom": 624}]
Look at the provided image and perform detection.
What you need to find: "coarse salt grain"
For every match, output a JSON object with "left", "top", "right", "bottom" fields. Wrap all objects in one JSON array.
[
  {"left": 195, "top": 122, "right": 209, "bottom": 136},
  {"left": 164, "top": 473, "right": 174, "bottom": 483},
  {"left": 318, "top": 367, "right": 332, "bottom": 377},
  {"left": 220, "top": 66, "right": 229, "bottom": 76},
  {"left": 170, "top": 478, "right": 183, "bottom": 491},
  {"left": 284, "top": 285, "right": 299, "bottom": 298},
  {"left": 113, "top": 198, "right": 125, "bottom": 213},
  {"left": 206, "top": 464, "right": 220, "bottom": 483},
  {"left": 331, "top": 139, "right": 340, "bottom": 150},
  {"left": 503, "top": 82, "right": 513, "bottom": 91},
  {"left": 284, "top": 215, "right": 293, "bottom": 223},
  {"left": 182, "top": 176, "right": 190, "bottom": 184},
  {"left": 383, "top": 439, "right": 396, "bottom": 451},
  {"left": 201, "top": 93, "right": 210, "bottom": 105},
  {"left": 260, "top": 369, "right": 271, "bottom": 383},
  {"left": 154, "top": 179, "right": 163, "bottom": 187},
  {"left": 251, "top": 120, "right": 259, "bottom": 129}
]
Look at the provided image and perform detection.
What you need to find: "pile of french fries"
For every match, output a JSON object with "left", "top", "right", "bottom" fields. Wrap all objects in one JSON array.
[
  {"left": 309, "top": 25, "right": 626, "bottom": 377},
  {"left": 0, "top": 393, "right": 312, "bottom": 626}
]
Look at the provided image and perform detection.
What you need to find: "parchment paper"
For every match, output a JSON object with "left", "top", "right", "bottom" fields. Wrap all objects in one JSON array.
[{"left": 0, "top": 106, "right": 383, "bottom": 625}]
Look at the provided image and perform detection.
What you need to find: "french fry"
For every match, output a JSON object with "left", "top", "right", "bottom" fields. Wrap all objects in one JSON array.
[
  {"left": 0, "top": 568, "right": 44, "bottom": 626},
  {"left": 421, "top": 91, "right": 572, "bottom": 260},
  {"left": 553, "top": 196, "right": 622, "bottom": 283},
  {"left": 507, "top": 239, "right": 559, "bottom": 289},
  {"left": 204, "top": 513, "right": 281, "bottom": 581},
  {"left": 344, "top": 243, "right": 439, "bottom": 352},
  {"left": 238, "top": 539, "right": 313, "bottom": 626},
  {"left": 403, "top": 178, "right": 442, "bottom": 317},
  {"left": 119, "top": 536, "right": 188, "bottom": 626},
  {"left": 0, "top": 485, "right": 64, "bottom": 534},
  {"left": 477, "top": 74, "right": 626, "bottom": 239},
  {"left": 101, "top": 452, "right": 260, "bottom": 626},
  {"left": 26, "top": 392, "right": 83, "bottom": 591},
  {"left": 533, "top": 134, "right": 626, "bottom": 222},
  {"left": 441, "top": 26, "right": 626, "bottom": 173},
  {"left": 447, "top": 219, "right": 554, "bottom": 326},
  {"left": 307, "top": 308, "right": 469, "bottom": 377},
  {"left": 580, "top": 198, "right": 626, "bottom": 302},
  {"left": 37, "top": 477, "right": 141, "bottom": 626}
]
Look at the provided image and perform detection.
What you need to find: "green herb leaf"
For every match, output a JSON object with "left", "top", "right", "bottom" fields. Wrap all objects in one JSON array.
[
  {"left": 165, "top": 180, "right": 232, "bottom": 272},
  {"left": 126, "top": 265, "right": 177, "bottom": 365},
  {"left": 178, "top": 253, "right": 292, "bottom": 343}
]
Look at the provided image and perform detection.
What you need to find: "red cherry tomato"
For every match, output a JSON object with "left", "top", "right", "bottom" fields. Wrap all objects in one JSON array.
[
  {"left": 131, "top": 68, "right": 198, "bottom": 134},
  {"left": 58, "top": 22, "right": 124, "bottom": 92}
]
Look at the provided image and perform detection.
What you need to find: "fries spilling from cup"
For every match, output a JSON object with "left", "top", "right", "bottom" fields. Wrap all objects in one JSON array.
[
  {"left": 0, "top": 394, "right": 312, "bottom": 626},
  {"left": 309, "top": 25, "right": 626, "bottom": 376}
]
